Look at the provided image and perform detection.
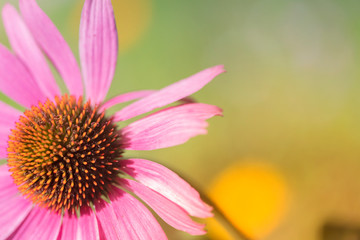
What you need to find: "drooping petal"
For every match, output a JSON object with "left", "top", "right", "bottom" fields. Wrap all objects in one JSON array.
[
  {"left": 19, "top": 0, "right": 83, "bottom": 97},
  {"left": 0, "top": 165, "right": 33, "bottom": 239},
  {"left": 114, "top": 65, "right": 225, "bottom": 121},
  {"left": 100, "top": 90, "right": 155, "bottom": 112},
  {"left": 79, "top": 0, "right": 118, "bottom": 104},
  {"left": 122, "top": 103, "right": 222, "bottom": 150},
  {"left": 94, "top": 200, "right": 122, "bottom": 240},
  {"left": 2, "top": 4, "right": 60, "bottom": 100},
  {"left": 10, "top": 206, "right": 62, "bottom": 240},
  {"left": 59, "top": 213, "right": 78, "bottom": 240},
  {"left": 96, "top": 188, "right": 167, "bottom": 240},
  {"left": 122, "top": 159, "right": 213, "bottom": 218},
  {"left": 119, "top": 178, "right": 206, "bottom": 235},
  {"left": 0, "top": 44, "right": 46, "bottom": 108},
  {"left": 78, "top": 207, "right": 100, "bottom": 240}
]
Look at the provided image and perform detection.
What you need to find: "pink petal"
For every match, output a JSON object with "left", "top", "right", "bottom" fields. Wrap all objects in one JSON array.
[
  {"left": 79, "top": 0, "right": 118, "bottom": 104},
  {"left": 96, "top": 188, "right": 167, "bottom": 240},
  {"left": 0, "top": 135, "right": 8, "bottom": 158},
  {"left": 78, "top": 207, "right": 100, "bottom": 240},
  {"left": 2, "top": 4, "right": 60, "bottom": 100},
  {"left": 94, "top": 200, "right": 122, "bottom": 240},
  {"left": 0, "top": 44, "right": 47, "bottom": 108},
  {"left": 100, "top": 90, "right": 155, "bottom": 112},
  {"left": 0, "top": 165, "right": 18, "bottom": 197},
  {"left": 0, "top": 102, "right": 21, "bottom": 158},
  {"left": 122, "top": 103, "right": 222, "bottom": 150},
  {"left": 100, "top": 90, "right": 196, "bottom": 112},
  {"left": 10, "top": 206, "right": 62, "bottom": 240},
  {"left": 19, "top": 0, "right": 83, "bottom": 97},
  {"left": 59, "top": 213, "right": 78, "bottom": 240},
  {"left": 0, "top": 147, "right": 6, "bottom": 159},
  {"left": 119, "top": 178, "right": 206, "bottom": 235},
  {"left": 114, "top": 65, "right": 225, "bottom": 121},
  {"left": 122, "top": 159, "right": 213, "bottom": 218},
  {"left": 0, "top": 101, "right": 21, "bottom": 126},
  {"left": 0, "top": 165, "right": 33, "bottom": 239}
]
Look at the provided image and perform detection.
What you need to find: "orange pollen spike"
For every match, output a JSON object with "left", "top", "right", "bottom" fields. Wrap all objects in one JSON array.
[{"left": 7, "top": 95, "right": 123, "bottom": 214}]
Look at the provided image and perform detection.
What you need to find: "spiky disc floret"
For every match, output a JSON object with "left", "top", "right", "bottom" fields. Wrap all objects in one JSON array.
[{"left": 7, "top": 95, "right": 123, "bottom": 213}]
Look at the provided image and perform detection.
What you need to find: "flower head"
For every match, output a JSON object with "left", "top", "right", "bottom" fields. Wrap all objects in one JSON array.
[{"left": 0, "top": 0, "right": 224, "bottom": 239}]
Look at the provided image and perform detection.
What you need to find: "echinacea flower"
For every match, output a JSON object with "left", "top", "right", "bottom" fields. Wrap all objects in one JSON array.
[{"left": 0, "top": 0, "right": 224, "bottom": 239}]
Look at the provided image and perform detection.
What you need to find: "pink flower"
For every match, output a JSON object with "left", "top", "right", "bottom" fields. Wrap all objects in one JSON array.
[{"left": 0, "top": 0, "right": 224, "bottom": 239}]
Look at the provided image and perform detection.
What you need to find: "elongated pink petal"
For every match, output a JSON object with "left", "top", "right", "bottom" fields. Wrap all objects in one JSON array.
[
  {"left": 100, "top": 90, "right": 155, "bottom": 112},
  {"left": 0, "top": 44, "right": 46, "bottom": 108},
  {"left": 80, "top": 0, "right": 118, "bottom": 104},
  {"left": 0, "top": 194, "right": 33, "bottom": 239},
  {"left": 122, "top": 159, "right": 213, "bottom": 218},
  {"left": 94, "top": 200, "right": 122, "bottom": 240},
  {"left": 78, "top": 207, "right": 99, "bottom": 240},
  {"left": 0, "top": 165, "right": 33, "bottom": 239},
  {"left": 119, "top": 178, "right": 206, "bottom": 235},
  {"left": 19, "top": 0, "right": 83, "bottom": 97},
  {"left": 2, "top": 4, "right": 60, "bottom": 100},
  {"left": 100, "top": 90, "right": 196, "bottom": 112},
  {"left": 122, "top": 103, "right": 222, "bottom": 150},
  {"left": 59, "top": 213, "right": 78, "bottom": 240},
  {"left": 96, "top": 188, "right": 167, "bottom": 240},
  {"left": 114, "top": 65, "right": 225, "bottom": 121},
  {"left": 10, "top": 206, "right": 62, "bottom": 240}
]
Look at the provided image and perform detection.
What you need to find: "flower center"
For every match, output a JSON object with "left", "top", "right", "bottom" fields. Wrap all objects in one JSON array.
[{"left": 7, "top": 95, "right": 123, "bottom": 213}]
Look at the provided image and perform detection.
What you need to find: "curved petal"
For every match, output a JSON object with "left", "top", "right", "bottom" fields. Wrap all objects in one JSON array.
[
  {"left": 121, "top": 159, "right": 213, "bottom": 218},
  {"left": 0, "top": 44, "right": 47, "bottom": 108},
  {"left": 122, "top": 103, "right": 222, "bottom": 150},
  {"left": 19, "top": 0, "right": 83, "bottom": 97},
  {"left": 2, "top": 4, "right": 60, "bottom": 100},
  {"left": 114, "top": 65, "right": 225, "bottom": 121},
  {"left": 10, "top": 206, "right": 62, "bottom": 240},
  {"left": 59, "top": 213, "right": 78, "bottom": 240},
  {"left": 100, "top": 90, "right": 155, "bottom": 112},
  {"left": 96, "top": 188, "right": 167, "bottom": 240},
  {"left": 78, "top": 207, "right": 99, "bottom": 240},
  {"left": 0, "top": 165, "right": 33, "bottom": 239},
  {"left": 119, "top": 178, "right": 206, "bottom": 235},
  {"left": 79, "top": 0, "right": 118, "bottom": 104}
]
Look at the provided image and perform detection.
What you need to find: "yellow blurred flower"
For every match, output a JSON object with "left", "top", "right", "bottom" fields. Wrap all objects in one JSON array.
[
  {"left": 71, "top": 0, "right": 151, "bottom": 52},
  {"left": 207, "top": 161, "right": 290, "bottom": 239}
]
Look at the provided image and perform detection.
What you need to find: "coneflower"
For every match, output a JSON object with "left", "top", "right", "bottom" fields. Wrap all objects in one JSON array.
[{"left": 0, "top": 0, "right": 224, "bottom": 239}]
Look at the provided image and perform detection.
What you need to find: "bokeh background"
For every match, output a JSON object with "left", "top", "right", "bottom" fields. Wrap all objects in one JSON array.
[{"left": 1, "top": 0, "right": 360, "bottom": 239}]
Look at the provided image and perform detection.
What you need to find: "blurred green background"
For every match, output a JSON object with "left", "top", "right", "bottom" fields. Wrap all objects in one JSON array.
[{"left": 2, "top": 0, "right": 360, "bottom": 239}]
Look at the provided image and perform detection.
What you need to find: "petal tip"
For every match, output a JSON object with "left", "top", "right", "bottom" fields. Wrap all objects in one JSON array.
[
  {"left": 213, "top": 64, "right": 226, "bottom": 74},
  {"left": 2, "top": 3, "right": 12, "bottom": 12},
  {"left": 215, "top": 107, "right": 224, "bottom": 117},
  {"left": 2, "top": 3, "right": 16, "bottom": 19}
]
